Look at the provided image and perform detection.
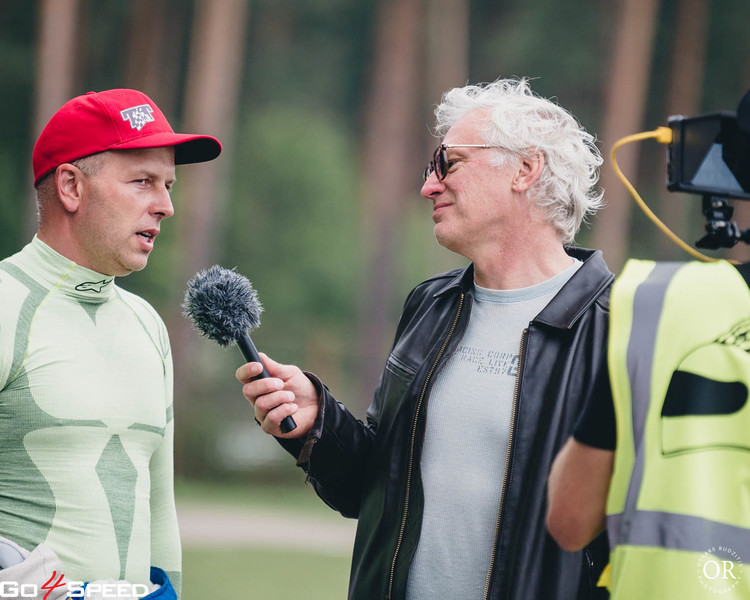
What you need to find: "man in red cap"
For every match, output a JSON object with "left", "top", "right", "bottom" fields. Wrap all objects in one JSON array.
[{"left": 0, "top": 89, "right": 221, "bottom": 599}]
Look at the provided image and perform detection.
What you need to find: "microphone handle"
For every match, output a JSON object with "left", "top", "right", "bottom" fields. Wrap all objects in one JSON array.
[{"left": 236, "top": 333, "right": 297, "bottom": 434}]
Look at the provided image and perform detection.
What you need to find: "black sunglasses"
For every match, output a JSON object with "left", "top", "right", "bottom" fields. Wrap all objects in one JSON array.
[{"left": 423, "top": 144, "right": 491, "bottom": 181}]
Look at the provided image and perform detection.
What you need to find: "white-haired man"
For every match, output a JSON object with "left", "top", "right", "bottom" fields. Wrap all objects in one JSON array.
[{"left": 237, "top": 77, "right": 613, "bottom": 600}]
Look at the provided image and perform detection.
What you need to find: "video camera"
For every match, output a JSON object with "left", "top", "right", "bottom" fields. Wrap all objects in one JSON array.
[{"left": 666, "top": 88, "right": 750, "bottom": 249}]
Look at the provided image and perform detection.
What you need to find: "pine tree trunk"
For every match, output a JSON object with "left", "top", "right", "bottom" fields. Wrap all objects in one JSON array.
[
  {"left": 656, "top": 0, "right": 708, "bottom": 259},
  {"left": 592, "top": 0, "right": 661, "bottom": 271},
  {"left": 356, "top": 0, "right": 423, "bottom": 406},
  {"left": 30, "top": 0, "right": 80, "bottom": 234},
  {"left": 170, "top": 0, "right": 249, "bottom": 472}
]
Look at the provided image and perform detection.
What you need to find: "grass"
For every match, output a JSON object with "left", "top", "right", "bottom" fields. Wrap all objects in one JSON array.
[
  {"left": 176, "top": 478, "right": 352, "bottom": 599},
  {"left": 175, "top": 475, "right": 335, "bottom": 516},
  {"left": 182, "top": 546, "right": 350, "bottom": 599}
]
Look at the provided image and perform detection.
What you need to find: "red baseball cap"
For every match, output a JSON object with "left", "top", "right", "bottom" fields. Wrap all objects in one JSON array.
[{"left": 32, "top": 88, "right": 222, "bottom": 185}]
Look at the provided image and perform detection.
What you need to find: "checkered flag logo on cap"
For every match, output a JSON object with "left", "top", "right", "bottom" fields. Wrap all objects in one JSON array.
[{"left": 120, "top": 104, "right": 155, "bottom": 131}]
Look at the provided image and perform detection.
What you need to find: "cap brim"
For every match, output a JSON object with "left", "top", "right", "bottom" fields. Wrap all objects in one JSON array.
[{"left": 112, "top": 132, "right": 222, "bottom": 165}]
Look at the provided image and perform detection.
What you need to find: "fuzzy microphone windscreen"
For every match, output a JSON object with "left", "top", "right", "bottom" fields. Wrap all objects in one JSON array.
[{"left": 182, "top": 265, "right": 263, "bottom": 347}]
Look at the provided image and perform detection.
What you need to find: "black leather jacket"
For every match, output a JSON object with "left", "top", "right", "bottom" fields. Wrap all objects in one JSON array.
[{"left": 280, "top": 247, "right": 613, "bottom": 600}]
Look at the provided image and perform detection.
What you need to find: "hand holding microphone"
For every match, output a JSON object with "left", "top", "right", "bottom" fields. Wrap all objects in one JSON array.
[
  {"left": 236, "top": 352, "right": 319, "bottom": 436},
  {"left": 182, "top": 265, "right": 298, "bottom": 434}
]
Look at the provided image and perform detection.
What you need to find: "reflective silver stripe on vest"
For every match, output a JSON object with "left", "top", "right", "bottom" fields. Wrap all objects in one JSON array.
[
  {"left": 607, "top": 261, "right": 750, "bottom": 557},
  {"left": 611, "top": 510, "right": 750, "bottom": 558}
]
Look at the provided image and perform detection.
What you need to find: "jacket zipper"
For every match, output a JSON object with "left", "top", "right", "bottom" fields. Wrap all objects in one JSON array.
[
  {"left": 386, "top": 292, "right": 465, "bottom": 600},
  {"left": 482, "top": 328, "right": 527, "bottom": 600}
]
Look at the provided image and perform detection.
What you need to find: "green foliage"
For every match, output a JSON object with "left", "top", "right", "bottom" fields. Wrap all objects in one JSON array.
[
  {"left": 0, "top": 149, "right": 28, "bottom": 260},
  {"left": 0, "top": 3, "right": 35, "bottom": 146},
  {"left": 224, "top": 106, "right": 361, "bottom": 358},
  {"left": 701, "top": 0, "right": 750, "bottom": 110},
  {"left": 471, "top": 0, "right": 606, "bottom": 129},
  {"left": 0, "top": 3, "right": 36, "bottom": 259},
  {"left": 243, "top": 0, "right": 376, "bottom": 118},
  {"left": 3, "top": 0, "right": 750, "bottom": 480}
]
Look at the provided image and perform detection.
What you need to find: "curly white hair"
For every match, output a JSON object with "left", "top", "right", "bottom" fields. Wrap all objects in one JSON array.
[{"left": 434, "top": 78, "right": 604, "bottom": 244}]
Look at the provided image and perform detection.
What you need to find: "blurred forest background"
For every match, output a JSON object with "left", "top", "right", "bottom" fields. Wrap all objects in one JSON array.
[{"left": 2, "top": 0, "right": 750, "bottom": 483}]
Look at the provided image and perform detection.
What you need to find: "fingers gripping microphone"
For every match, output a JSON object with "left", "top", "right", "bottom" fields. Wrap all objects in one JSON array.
[{"left": 182, "top": 265, "right": 297, "bottom": 433}]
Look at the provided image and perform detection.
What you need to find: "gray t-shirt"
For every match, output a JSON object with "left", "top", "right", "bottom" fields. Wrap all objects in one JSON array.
[{"left": 406, "top": 260, "right": 581, "bottom": 600}]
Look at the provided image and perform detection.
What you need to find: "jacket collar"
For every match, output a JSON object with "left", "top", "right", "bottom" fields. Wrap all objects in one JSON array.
[
  {"left": 433, "top": 262, "right": 475, "bottom": 296},
  {"left": 434, "top": 247, "right": 613, "bottom": 329}
]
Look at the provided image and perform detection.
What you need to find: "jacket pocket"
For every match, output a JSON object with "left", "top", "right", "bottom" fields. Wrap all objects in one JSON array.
[{"left": 366, "top": 355, "right": 416, "bottom": 428}]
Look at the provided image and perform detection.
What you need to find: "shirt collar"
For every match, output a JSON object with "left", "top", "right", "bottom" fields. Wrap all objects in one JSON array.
[
  {"left": 29, "top": 236, "right": 117, "bottom": 303},
  {"left": 433, "top": 247, "right": 614, "bottom": 329}
]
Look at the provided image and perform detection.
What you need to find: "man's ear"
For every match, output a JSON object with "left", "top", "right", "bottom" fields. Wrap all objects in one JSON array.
[
  {"left": 55, "top": 163, "right": 84, "bottom": 213},
  {"left": 512, "top": 151, "right": 544, "bottom": 193}
]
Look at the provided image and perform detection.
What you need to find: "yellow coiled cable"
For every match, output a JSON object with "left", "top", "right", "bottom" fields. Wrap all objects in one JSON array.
[{"left": 610, "top": 126, "right": 729, "bottom": 263}]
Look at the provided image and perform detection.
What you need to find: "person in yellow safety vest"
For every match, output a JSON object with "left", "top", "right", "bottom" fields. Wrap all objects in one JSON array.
[{"left": 546, "top": 258, "right": 750, "bottom": 599}]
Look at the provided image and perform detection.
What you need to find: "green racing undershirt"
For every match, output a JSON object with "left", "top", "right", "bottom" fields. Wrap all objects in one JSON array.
[{"left": 0, "top": 236, "right": 180, "bottom": 593}]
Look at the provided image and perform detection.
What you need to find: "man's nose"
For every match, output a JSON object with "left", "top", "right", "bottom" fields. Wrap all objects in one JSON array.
[
  {"left": 153, "top": 188, "right": 175, "bottom": 219},
  {"left": 421, "top": 171, "right": 445, "bottom": 199}
]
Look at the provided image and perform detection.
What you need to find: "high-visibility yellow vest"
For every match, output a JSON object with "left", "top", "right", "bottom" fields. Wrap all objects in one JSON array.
[{"left": 607, "top": 259, "right": 750, "bottom": 599}]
